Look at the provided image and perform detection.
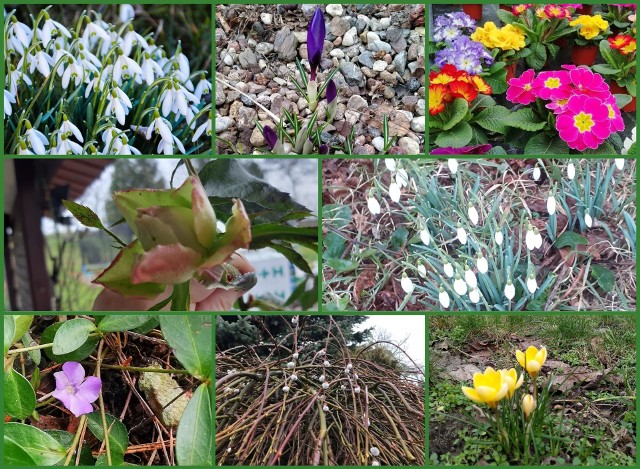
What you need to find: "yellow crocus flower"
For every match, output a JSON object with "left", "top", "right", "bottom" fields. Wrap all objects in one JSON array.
[
  {"left": 521, "top": 394, "right": 536, "bottom": 419},
  {"left": 516, "top": 346, "right": 548, "bottom": 378},
  {"left": 461, "top": 367, "right": 509, "bottom": 408},
  {"left": 500, "top": 368, "right": 524, "bottom": 397}
]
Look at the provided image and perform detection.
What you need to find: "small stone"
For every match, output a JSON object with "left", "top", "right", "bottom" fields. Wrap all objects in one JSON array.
[
  {"left": 369, "top": 18, "right": 383, "bottom": 31},
  {"left": 274, "top": 27, "right": 298, "bottom": 61},
  {"left": 356, "top": 16, "right": 369, "bottom": 34},
  {"left": 237, "top": 107, "right": 257, "bottom": 130},
  {"left": 325, "top": 4, "right": 344, "bottom": 17},
  {"left": 342, "top": 27, "right": 358, "bottom": 47},
  {"left": 301, "top": 4, "right": 318, "bottom": 18},
  {"left": 255, "top": 42, "right": 274, "bottom": 55},
  {"left": 380, "top": 70, "right": 397, "bottom": 85},
  {"left": 383, "top": 86, "right": 395, "bottom": 99},
  {"left": 372, "top": 136, "right": 385, "bottom": 152},
  {"left": 366, "top": 32, "right": 381, "bottom": 44},
  {"left": 238, "top": 50, "right": 257, "bottom": 68},
  {"left": 293, "top": 31, "right": 307, "bottom": 43},
  {"left": 367, "top": 41, "right": 392, "bottom": 53},
  {"left": 216, "top": 116, "right": 234, "bottom": 133},
  {"left": 347, "top": 95, "right": 368, "bottom": 112},
  {"left": 358, "top": 52, "right": 375, "bottom": 68},
  {"left": 361, "top": 66, "right": 374, "bottom": 78},
  {"left": 411, "top": 116, "right": 425, "bottom": 133},
  {"left": 258, "top": 59, "right": 267, "bottom": 70},
  {"left": 339, "top": 62, "right": 363, "bottom": 86},
  {"left": 389, "top": 111, "right": 411, "bottom": 137},
  {"left": 250, "top": 126, "right": 266, "bottom": 147},
  {"left": 222, "top": 51, "right": 234, "bottom": 66},
  {"left": 330, "top": 17, "right": 350, "bottom": 37},
  {"left": 372, "top": 60, "right": 387, "bottom": 72},
  {"left": 379, "top": 18, "right": 391, "bottom": 29},
  {"left": 235, "top": 82, "right": 249, "bottom": 94},
  {"left": 393, "top": 51, "right": 407, "bottom": 74},
  {"left": 416, "top": 99, "right": 426, "bottom": 116},
  {"left": 240, "top": 93, "right": 257, "bottom": 107},
  {"left": 297, "top": 97, "right": 308, "bottom": 111},
  {"left": 408, "top": 44, "right": 419, "bottom": 61},
  {"left": 330, "top": 49, "right": 345, "bottom": 59},
  {"left": 353, "top": 144, "right": 375, "bottom": 155},
  {"left": 260, "top": 13, "right": 273, "bottom": 25},
  {"left": 398, "top": 137, "right": 420, "bottom": 155},
  {"left": 216, "top": 87, "right": 226, "bottom": 106},
  {"left": 387, "top": 28, "right": 407, "bottom": 53}
]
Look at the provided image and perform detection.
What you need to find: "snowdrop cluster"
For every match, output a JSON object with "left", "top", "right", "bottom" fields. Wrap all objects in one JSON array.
[{"left": 5, "top": 5, "right": 211, "bottom": 155}]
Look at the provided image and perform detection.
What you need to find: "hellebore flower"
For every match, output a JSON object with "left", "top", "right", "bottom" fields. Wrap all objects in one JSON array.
[
  {"left": 516, "top": 346, "right": 547, "bottom": 379},
  {"left": 439, "top": 286, "right": 451, "bottom": 308},
  {"left": 461, "top": 367, "right": 509, "bottom": 408},
  {"left": 308, "top": 8, "right": 326, "bottom": 81},
  {"left": 52, "top": 362, "right": 102, "bottom": 417},
  {"left": 522, "top": 394, "right": 535, "bottom": 419},
  {"left": 94, "top": 176, "right": 251, "bottom": 298}
]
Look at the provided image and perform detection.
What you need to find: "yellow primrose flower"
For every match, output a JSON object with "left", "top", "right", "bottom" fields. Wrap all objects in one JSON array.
[
  {"left": 570, "top": 15, "right": 609, "bottom": 40},
  {"left": 516, "top": 346, "right": 548, "bottom": 378},
  {"left": 461, "top": 367, "right": 509, "bottom": 408},
  {"left": 521, "top": 394, "right": 536, "bottom": 419},
  {"left": 500, "top": 368, "right": 524, "bottom": 397}
]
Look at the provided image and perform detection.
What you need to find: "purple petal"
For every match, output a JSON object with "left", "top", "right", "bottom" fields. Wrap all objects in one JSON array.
[
  {"left": 62, "top": 361, "right": 85, "bottom": 385},
  {"left": 76, "top": 376, "right": 102, "bottom": 404},
  {"left": 263, "top": 125, "right": 278, "bottom": 149},
  {"left": 68, "top": 396, "right": 94, "bottom": 417},
  {"left": 307, "top": 8, "right": 326, "bottom": 78},
  {"left": 53, "top": 370, "right": 71, "bottom": 391},
  {"left": 52, "top": 387, "right": 74, "bottom": 410},
  {"left": 319, "top": 144, "right": 329, "bottom": 154},
  {"left": 326, "top": 79, "right": 336, "bottom": 103}
]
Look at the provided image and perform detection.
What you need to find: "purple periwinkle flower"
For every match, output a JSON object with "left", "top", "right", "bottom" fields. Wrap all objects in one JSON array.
[
  {"left": 307, "top": 8, "right": 326, "bottom": 81},
  {"left": 52, "top": 362, "right": 102, "bottom": 417},
  {"left": 430, "top": 144, "right": 493, "bottom": 155},
  {"left": 263, "top": 125, "right": 279, "bottom": 150},
  {"left": 326, "top": 79, "right": 337, "bottom": 103}
]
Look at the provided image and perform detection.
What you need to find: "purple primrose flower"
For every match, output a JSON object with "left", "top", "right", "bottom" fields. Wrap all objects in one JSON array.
[
  {"left": 433, "top": 12, "right": 476, "bottom": 43},
  {"left": 307, "top": 8, "right": 326, "bottom": 81},
  {"left": 435, "top": 36, "right": 493, "bottom": 75},
  {"left": 52, "top": 362, "right": 102, "bottom": 417}
]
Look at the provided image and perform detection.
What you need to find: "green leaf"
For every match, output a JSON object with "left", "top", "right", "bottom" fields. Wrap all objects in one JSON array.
[
  {"left": 267, "top": 241, "right": 313, "bottom": 274},
  {"left": 591, "top": 64, "right": 620, "bottom": 75},
  {"left": 159, "top": 316, "right": 212, "bottom": 379},
  {"left": 4, "top": 369, "right": 36, "bottom": 419},
  {"left": 199, "top": 159, "right": 311, "bottom": 225},
  {"left": 86, "top": 412, "right": 129, "bottom": 457},
  {"left": 249, "top": 224, "right": 318, "bottom": 250},
  {"left": 170, "top": 282, "right": 191, "bottom": 312},
  {"left": 483, "top": 68, "right": 508, "bottom": 95},
  {"left": 52, "top": 318, "right": 97, "bottom": 355},
  {"left": 41, "top": 322, "right": 99, "bottom": 363},
  {"left": 524, "top": 133, "right": 570, "bottom": 155},
  {"left": 590, "top": 265, "right": 615, "bottom": 292},
  {"left": 323, "top": 231, "right": 347, "bottom": 259},
  {"left": 98, "top": 315, "right": 154, "bottom": 332},
  {"left": 323, "top": 204, "right": 352, "bottom": 229},
  {"left": 176, "top": 383, "right": 212, "bottom": 466},
  {"left": 526, "top": 42, "right": 547, "bottom": 70},
  {"left": 95, "top": 451, "right": 125, "bottom": 466},
  {"left": 4, "top": 436, "right": 36, "bottom": 466},
  {"left": 614, "top": 93, "right": 633, "bottom": 109},
  {"left": 4, "top": 316, "right": 15, "bottom": 355},
  {"left": 555, "top": 232, "right": 588, "bottom": 250},
  {"left": 470, "top": 94, "right": 496, "bottom": 112},
  {"left": 324, "top": 258, "right": 358, "bottom": 273},
  {"left": 62, "top": 200, "right": 106, "bottom": 229},
  {"left": 508, "top": 108, "right": 547, "bottom": 132},
  {"left": 4, "top": 423, "right": 66, "bottom": 466},
  {"left": 389, "top": 227, "right": 409, "bottom": 250},
  {"left": 45, "top": 430, "right": 95, "bottom": 466},
  {"left": 435, "top": 121, "right": 473, "bottom": 148},
  {"left": 442, "top": 98, "right": 469, "bottom": 131},
  {"left": 473, "top": 105, "right": 512, "bottom": 134},
  {"left": 486, "top": 146, "right": 507, "bottom": 155},
  {"left": 12, "top": 316, "right": 33, "bottom": 345}
]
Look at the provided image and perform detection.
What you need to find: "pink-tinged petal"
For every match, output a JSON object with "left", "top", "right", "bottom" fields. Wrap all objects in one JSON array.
[
  {"left": 62, "top": 361, "right": 85, "bottom": 385},
  {"left": 131, "top": 244, "right": 201, "bottom": 285},
  {"left": 136, "top": 206, "right": 202, "bottom": 253},
  {"left": 76, "top": 376, "right": 102, "bottom": 403},
  {"left": 190, "top": 177, "right": 217, "bottom": 250},
  {"left": 200, "top": 199, "right": 252, "bottom": 270},
  {"left": 68, "top": 397, "right": 94, "bottom": 417},
  {"left": 53, "top": 370, "right": 71, "bottom": 390}
]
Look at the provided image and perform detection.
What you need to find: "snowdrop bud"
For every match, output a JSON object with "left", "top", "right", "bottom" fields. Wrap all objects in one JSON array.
[
  {"left": 282, "top": 386, "right": 290, "bottom": 393},
  {"left": 456, "top": 223, "right": 467, "bottom": 245},
  {"left": 389, "top": 182, "right": 401, "bottom": 203},
  {"left": 533, "top": 166, "right": 541, "bottom": 181},
  {"left": 439, "top": 287, "right": 450, "bottom": 308},
  {"left": 400, "top": 273, "right": 414, "bottom": 294},
  {"left": 615, "top": 159, "right": 624, "bottom": 171},
  {"left": 468, "top": 203, "right": 479, "bottom": 226},
  {"left": 443, "top": 260, "right": 454, "bottom": 278},
  {"left": 323, "top": 360, "right": 330, "bottom": 367},
  {"left": 469, "top": 288, "right": 480, "bottom": 304},
  {"left": 234, "top": 388, "right": 240, "bottom": 394},
  {"left": 464, "top": 265, "right": 477, "bottom": 289},
  {"left": 291, "top": 374, "right": 298, "bottom": 381},
  {"left": 384, "top": 158, "right": 396, "bottom": 171},
  {"left": 448, "top": 159, "right": 458, "bottom": 175},
  {"left": 584, "top": 210, "right": 593, "bottom": 228},
  {"left": 525, "top": 224, "right": 536, "bottom": 251},
  {"left": 547, "top": 194, "right": 556, "bottom": 215},
  {"left": 495, "top": 231, "right": 503, "bottom": 246},
  {"left": 346, "top": 363, "right": 353, "bottom": 370},
  {"left": 372, "top": 461, "right": 380, "bottom": 466},
  {"left": 292, "top": 316, "right": 298, "bottom": 324},
  {"left": 527, "top": 273, "right": 538, "bottom": 294},
  {"left": 286, "top": 362, "right": 295, "bottom": 369},
  {"left": 370, "top": 447, "right": 380, "bottom": 457},
  {"left": 323, "top": 405, "right": 329, "bottom": 412},
  {"left": 477, "top": 254, "right": 488, "bottom": 274},
  {"left": 227, "top": 447, "right": 232, "bottom": 453},
  {"left": 322, "top": 382, "right": 329, "bottom": 389},
  {"left": 420, "top": 227, "right": 431, "bottom": 245},
  {"left": 396, "top": 168, "right": 408, "bottom": 188},
  {"left": 567, "top": 162, "right": 575, "bottom": 180},
  {"left": 318, "top": 349, "right": 325, "bottom": 356},
  {"left": 417, "top": 262, "right": 427, "bottom": 278},
  {"left": 319, "top": 375, "right": 326, "bottom": 383},
  {"left": 354, "top": 386, "right": 361, "bottom": 394},
  {"left": 292, "top": 353, "right": 299, "bottom": 360},
  {"left": 533, "top": 228, "right": 543, "bottom": 249},
  {"left": 505, "top": 279, "right": 515, "bottom": 300},
  {"left": 368, "top": 190, "right": 381, "bottom": 215},
  {"left": 341, "top": 385, "right": 346, "bottom": 390},
  {"left": 453, "top": 275, "right": 468, "bottom": 296}
]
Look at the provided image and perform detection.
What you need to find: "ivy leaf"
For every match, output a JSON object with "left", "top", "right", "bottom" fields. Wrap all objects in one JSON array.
[{"left": 590, "top": 265, "right": 615, "bottom": 292}]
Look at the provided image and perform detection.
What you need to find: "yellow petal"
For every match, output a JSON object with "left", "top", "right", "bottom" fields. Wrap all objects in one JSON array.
[
  {"left": 476, "top": 385, "right": 499, "bottom": 403},
  {"left": 516, "top": 350, "right": 525, "bottom": 368},
  {"left": 462, "top": 386, "right": 483, "bottom": 404}
]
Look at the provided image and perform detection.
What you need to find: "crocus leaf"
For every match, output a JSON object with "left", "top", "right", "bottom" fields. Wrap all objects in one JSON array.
[
  {"left": 176, "top": 383, "right": 212, "bottom": 466},
  {"left": 4, "top": 369, "right": 36, "bottom": 419},
  {"left": 52, "top": 318, "right": 97, "bottom": 355},
  {"left": 160, "top": 316, "right": 212, "bottom": 379},
  {"left": 4, "top": 423, "right": 66, "bottom": 466}
]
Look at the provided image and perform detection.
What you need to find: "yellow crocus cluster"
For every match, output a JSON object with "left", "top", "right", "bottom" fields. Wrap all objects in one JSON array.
[
  {"left": 569, "top": 15, "right": 609, "bottom": 40},
  {"left": 470, "top": 22, "right": 526, "bottom": 51},
  {"left": 461, "top": 367, "right": 523, "bottom": 408},
  {"left": 516, "top": 346, "right": 547, "bottom": 378}
]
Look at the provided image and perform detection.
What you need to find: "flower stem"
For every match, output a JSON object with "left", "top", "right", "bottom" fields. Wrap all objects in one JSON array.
[
  {"left": 96, "top": 340, "right": 112, "bottom": 466},
  {"left": 80, "top": 362, "right": 190, "bottom": 375},
  {"left": 63, "top": 415, "right": 87, "bottom": 466}
]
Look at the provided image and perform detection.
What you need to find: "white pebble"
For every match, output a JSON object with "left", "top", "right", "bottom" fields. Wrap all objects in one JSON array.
[{"left": 260, "top": 13, "right": 273, "bottom": 25}]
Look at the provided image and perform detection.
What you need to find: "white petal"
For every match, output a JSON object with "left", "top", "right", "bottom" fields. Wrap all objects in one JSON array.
[
  {"left": 389, "top": 182, "right": 401, "bottom": 203},
  {"left": 439, "top": 291, "right": 450, "bottom": 308}
]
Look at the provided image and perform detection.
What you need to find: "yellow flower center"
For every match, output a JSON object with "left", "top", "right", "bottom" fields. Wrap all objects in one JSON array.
[
  {"left": 544, "top": 77, "right": 561, "bottom": 89},
  {"left": 66, "top": 385, "right": 76, "bottom": 395},
  {"left": 524, "top": 84, "right": 532, "bottom": 91},
  {"left": 607, "top": 104, "right": 615, "bottom": 119},
  {"left": 574, "top": 112, "right": 595, "bottom": 132}
]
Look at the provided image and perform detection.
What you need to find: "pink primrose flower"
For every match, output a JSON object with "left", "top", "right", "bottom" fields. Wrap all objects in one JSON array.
[
  {"left": 556, "top": 94, "right": 612, "bottom": 150},
  {"left": 506, "top": 69, "right": 537, "bottom": 105}
]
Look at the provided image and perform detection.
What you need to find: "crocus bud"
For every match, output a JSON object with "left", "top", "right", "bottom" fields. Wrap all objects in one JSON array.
[
  {"left": 263, "top": 125, "right": 285, "bottom": 153},
  {"left": 319, "top": 144, "right": 329, "bottom": 154},
  {"left": 326, "top": 79, "right": 337, "bottom": 122},
  {"left": 522, "top": 394, "right": 535, "bottom": 419},
  {"left": 307, "top": 8, "right": 326, "bottom": 81},
  {"left": 439, "top": 287, "right": 450, "bottom": 308}
]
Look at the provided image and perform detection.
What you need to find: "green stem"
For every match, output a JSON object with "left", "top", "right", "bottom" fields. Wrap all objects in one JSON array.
[
  {"left": 96, "top": 340, "right": 112, "bottom": 466},
  {"left": 64, "top": 415, "right": 87, "bottom": 466},
  {"left": 79, "top": 362, "right": 190, "bottom": 375}
]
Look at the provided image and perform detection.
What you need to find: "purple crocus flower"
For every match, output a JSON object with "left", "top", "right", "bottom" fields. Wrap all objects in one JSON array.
[
  {"left": 263, "top": 125, "right": 279, "bottom": 150},
  {"left": 52, "top": 362, "right": 102, "bottom": 417},
  {"left": 430, "top": 144, "right": 493, "bottom": 155},
  {"left": 326, "top": 79, "right": 337, "bottom": 103},
  {"left": 307, "top": 8, "right": 326, "bottom": 81},
  {"left": 319, "top": 144, "right": 329, "bottom": 154}
]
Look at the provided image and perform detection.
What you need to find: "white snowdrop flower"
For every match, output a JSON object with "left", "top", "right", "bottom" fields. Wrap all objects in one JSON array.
[
  {"left": 417, "top": 262, "right": 427, "bottom": 278},
  {"left": 504, "top": 279, "right": 515, "bottom": 300},
  {"left": 584, "top": 210, "right": 593, "bottom": 228},
  {"left": 527, "top": 273, "right": 537, "bottom": 294},
  {"left": 532, "top": 166, "right": 541, "bottom": 181},
  {"left": 113, "top": 49, "right": 143, "bottom": 83},
  {"left": 84, "top": 72, "right": 107, "bottom": 98},
  {"left": 469, "top": 288, "right": 480, "bottom": 304},
  {"left": 389, "top": 182, "right": 401, "bottom": 203},
  {"left": 525, "top": 224, "right": 536, "bottom": 251},
  {"left": 28, "top": 48, "right": 55, "bottom": 77},
  {"left": 146, "top": 110, "right": 174, "bottom": 142},
  {"left": 533, "top": 228, "right": 543, "bottom": 249},
  {"left": 453, "top": 275, "right": 468, "bottom": 296},
  {"left": 448, "top": 158, "right": 458, "bottom": 175},
  {"left": 547, "top": 194, "right": 556, "bottom": 215},
  {"left": 464, "top": 266, "right": 477, "bottom": 289},
  {"left": 372, "top": 461, "right": 380, "bottom": 466},
  {"left": 292, "top": 352, "right": 299, "bottom": 359},
  {"left": 157, "top": 133, "right": 186, "bottom": 155},
  {"left": 420, "top": 227, "right": 431, "bottom": 245},
  {"left": 7, "top": 17, "right": 33, "bottom": 55},
  {"left": 477, "top": 254, "right": 488, "bottom": 274},
  {"left": 119, "top": 4, "right": 136, "bottom": 23},
  {"left": 354, "top": 386, "right": 361, "bottom": 394},
  {"left": 323, "top": 360, "right": 330, "bottom": 367},
  {"left": 4, "top": 90, "right": 16, "bottom": 117},
  {"left": 319, "top": 375, "right": 326, "bottom": 383},
  {"left": 82, "top": 20, "right": 111, "bottom": 44},
  {"left": 291, "top": 374, "right": 298, "bottom": 381},
  {"left": 367, "top": 193, "right": 381, "bottom": 215},
  {"left": 370, "top": 447, "right": 380, "bottom": 457},
  {"left": 396, "top": 168, "right": 409, "bottom": 188},
  {"left": 443, "top": 261, "right": 454, "bottom": 278},
  {"left": 400, "top": 273, "right": 414, "bottom": 294},
  {"left": 567, "top": 162, "right": 575, "bottom": 180},
  {"left": 346, "top": 363, "right": 353, "bottom": 371},
  {"left": 58, "top": 114, "right": 84, "bottom": 143},
  {"left": 77, "top": 48, "right": 101, "bottom": 73},
  {"left": 615, "top": 159, "right": 624, "bottom": 170},
  {"left": 292, "top": 316, "right": 299, "bottom": 324},
  {"left": 23, "top": 121, "right": 49, "bottom": 154},
  {"left": 51, "top": 134, "right": 83, "bottom": 155},
  {"left": 41, "top": 12, "right": 71, "bottom": 46},
  {"left": 287, "top": 361, "right": 295, "bottom": 369},
  {"left": 7, "top": 64, "right": 32, "bottom": 96},
  {"left": 193, "top": 74, "right": 212, "bottom": 101},
  {"left": 174, "top": 48, "right": 191, "bottom": 81},
  {"left": 456, "top": 223, "right": 467, "bottom": 245},
  {"left": 226, "top": 447, "right": 232, "bottom": 453},
  {"left": 140, "top": 52, "right": 165, "bottom": 85},
  {"left": 340, "top": 384, "right": 346, "bottom": 390},
  {"left": 468, "top": 203, "right": 479, "bottom": 226},
  {"left": 323, "top": 405, "right": 329, "bottom": 412},
  {"left": 50, "top": 44, "right": 73, "bottom": 77},
  {"left": 160, "top": 80, "right": 198, "bottom": 118},
  {"left": 121, "top": 25, "right": 149, "bottom": 56},
  {"left": 353, "top": 373, "right": 359, "bottom": 380},
  {"left": 192, "top": 114, "right": 211, "bottom": 142},
  {"left": 17, "top": 139, "right": 35, "bottom": 155},
  {"left": 105, "top": 88, "right": 133, "bottom": 126},
  {"left": 317, "top": 350, "right": 325, "bottom": 356},
  {"left": 322, "top": 382, "right": 329, "bottom": 389},
  {"left": 439, "top": 287, "right": 450, "bottom": 308},
  {"left": 495, "top": 231, "right": 503, "bottom": 246},
  {"left": 621, "top": 127, "right": 635, "bottom": 155},
  {"left": 384, "top": 159, "right": 396, "bottom": 171},
  {"left": 282, "top": 386, "right": 290, "bottom": 393},
  {"left": 61, "top": 58, "right": 84, "bottom": 89}
]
